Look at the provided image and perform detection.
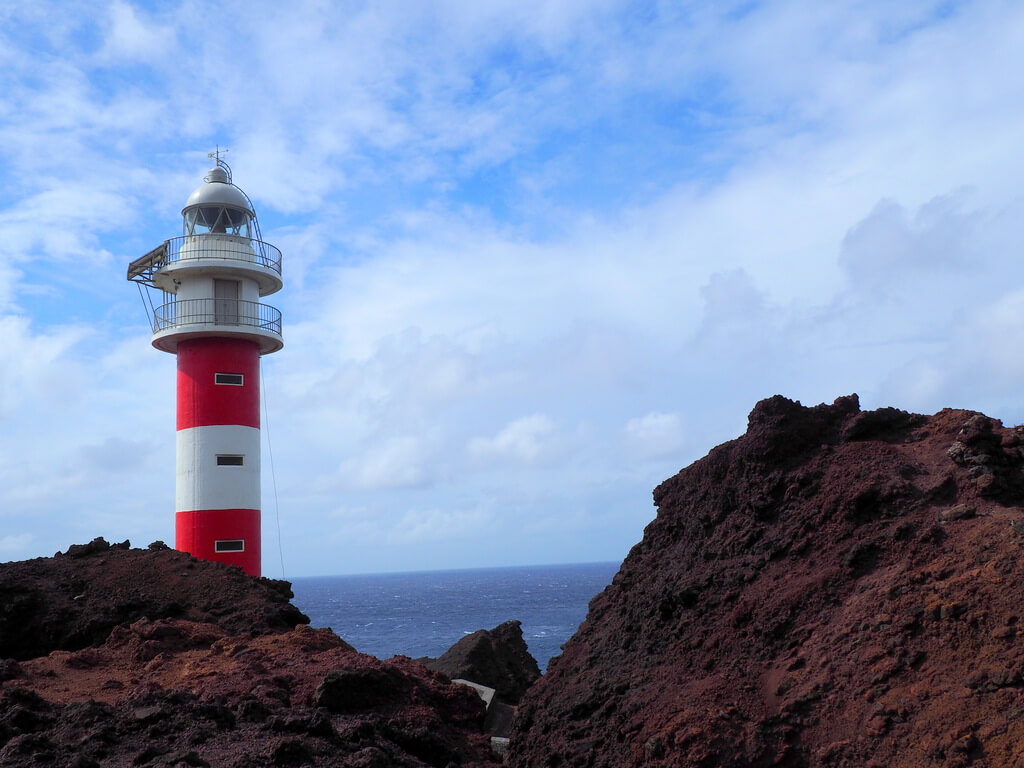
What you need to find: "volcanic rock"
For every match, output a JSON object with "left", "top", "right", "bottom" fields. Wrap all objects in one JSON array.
[
  {"left": 0, "top": 542, "right": 495, "bottom": 766},
  {"left": 422, "top": 620, "right": 541, "bottom": 704},
  {"left": 0, "top": 537, "right": 308, "bottom": 661},
  {"left": 508, "top": 395, "right": 1024, "bottom": 768}
]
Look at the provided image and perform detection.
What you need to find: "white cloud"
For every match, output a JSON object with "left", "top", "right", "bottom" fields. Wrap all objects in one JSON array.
[
  {"left": 880, "top": 286, "right": 1024, "bottom": 419},
  {"left": 469, "top": 414, "right": 555, "bottom": 464},
  {"left": 98, "top": 1, "right": 176, "bottom": 64},
  {"left": 392, "top": 506, "right": 491, "bottom": 543},
  {"left": 0, "top": 316, "right": 90, "bottom": 417},
  {"left": 624, "top": 412, "right": 684, "bottom": 459},
  {"left": 0, "top": 534, "right": 32, "bottom": 554},
  {"left": 340, "top": 435, "right": 432, "bottom": 490},
  {"left": 77, "top": 437, "right": 153, "bottom": 474},
  {"left": 839, "top": 192, "right": 979, "bottom": 292}
]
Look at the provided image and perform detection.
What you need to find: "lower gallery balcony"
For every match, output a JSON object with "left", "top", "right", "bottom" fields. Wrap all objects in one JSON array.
[{"left": 151, "top": 298, "right": 283, "bottom": 354}]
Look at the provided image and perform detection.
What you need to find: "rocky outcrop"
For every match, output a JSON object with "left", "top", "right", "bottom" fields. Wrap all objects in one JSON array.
[
  {"left": 0, "top": 538, "right": 307, "bottom": 661},
  {"left": 508, "top": 395, "right": 1024, "bottom": 768},
  {"left": 422, "top": 620, "right": 541, "bottom": 704},
  {"left": 0, "top": 622, "right": 489, "bottom": 767},
  {"left": 0, "top": 542, "right": 495, "bottom": 766}
]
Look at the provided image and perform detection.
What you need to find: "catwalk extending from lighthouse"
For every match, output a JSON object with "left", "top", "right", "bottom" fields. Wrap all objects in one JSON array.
[{"left": 128, "top": 158, "right": 283, "bottom": 576}]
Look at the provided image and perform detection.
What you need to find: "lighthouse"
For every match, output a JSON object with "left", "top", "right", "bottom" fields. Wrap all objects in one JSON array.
[{"left": 127, "top": 157, "right": 282, "bottom": 576}]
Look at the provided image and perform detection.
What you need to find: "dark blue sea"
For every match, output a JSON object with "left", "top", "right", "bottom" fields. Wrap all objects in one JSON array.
[{"left": 290, "top": 562, "right": 619, "bottom": 671}]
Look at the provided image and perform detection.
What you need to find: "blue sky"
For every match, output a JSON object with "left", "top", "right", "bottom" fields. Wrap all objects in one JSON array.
[{"left": 2, "top": 0, "right": 1024, "bottom": 575}]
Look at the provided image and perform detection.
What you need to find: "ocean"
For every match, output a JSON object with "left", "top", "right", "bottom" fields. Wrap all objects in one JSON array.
[{"left": 289, "top": 561, "right": 619, "bottom": 672}]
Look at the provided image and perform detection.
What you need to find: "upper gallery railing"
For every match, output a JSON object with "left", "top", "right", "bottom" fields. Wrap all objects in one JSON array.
[
  {"left": 127, "top": 235, "right": 281, "bottom": 285},
  {"left": 164, "top": 235, "right": 282, "bottom": 273}
]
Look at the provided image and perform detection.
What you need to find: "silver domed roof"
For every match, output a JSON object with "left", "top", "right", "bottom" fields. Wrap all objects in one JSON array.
[{"left": 182, "top": 167, "right": 253, "bottom": 214}]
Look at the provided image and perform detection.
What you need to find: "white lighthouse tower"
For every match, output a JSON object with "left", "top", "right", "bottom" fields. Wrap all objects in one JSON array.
[{"left": 128, "top": 156, "right": 282, "bottom": 576}]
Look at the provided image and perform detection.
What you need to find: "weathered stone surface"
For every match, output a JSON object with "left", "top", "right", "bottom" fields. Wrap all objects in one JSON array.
[
  {"left": 0, "top": 545, "right": 493, "bottom": 767},
  {"left": 423, "top": 620, "right": 540, "bottom": 703},
  {"left": 0, "top": 540, "right": 308, "bottom": 661},
  {"left": 508, "top": 395, "right": 1024, "bottom": 768},
  {"left": 314, "top": 667, "right": 403, "bottom": 712}
]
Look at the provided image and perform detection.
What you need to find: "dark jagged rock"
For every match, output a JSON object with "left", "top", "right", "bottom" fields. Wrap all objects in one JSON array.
[
  {"left": 508, "top": 395, "right": 1024, "bottom": 768},
  {"left": 422, "top": 620, "right": 541, "bottom": 704},
  {"left": 62, "top": 536, "right": 129, "bottom": 558},
  {"left": 0, "top": 660, "right": 21, "bottom": 681},
  {"left": 314, "top": 667, "right": 405, "bottom": 712},
  {"left": 0, "top": 540, "right": 308, "bottom": 661}
]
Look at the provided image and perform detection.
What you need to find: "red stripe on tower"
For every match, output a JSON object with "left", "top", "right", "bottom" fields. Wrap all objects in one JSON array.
[
  {"left": 176, "top": 508, "right": 261, "bottom": 572},
  {"left": 127, "top": 157, "right": 284, "bottom": 577},
  {"left": 177, "top": 338, "right": 260, "bottom": 430}
]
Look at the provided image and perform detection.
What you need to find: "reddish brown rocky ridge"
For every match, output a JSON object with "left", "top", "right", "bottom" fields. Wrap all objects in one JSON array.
[
  {"left": 509, "top": 395, "right": 1024, "bottom": 768},
  {"left": 0, "top": 540, "right": 307, "bottom": 661},
  {"left": 0, "top": 541, "right": 495, "bottom": 767}
]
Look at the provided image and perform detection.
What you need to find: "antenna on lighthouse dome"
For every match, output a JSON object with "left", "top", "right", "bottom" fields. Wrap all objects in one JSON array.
[{"left": 207, "top": 146, "right": 232, "bottom": 183}]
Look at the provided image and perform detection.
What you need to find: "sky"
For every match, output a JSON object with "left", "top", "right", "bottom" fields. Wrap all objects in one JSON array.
[{"left": 2, "top": 0, "right": 1024, "bottom": 576}]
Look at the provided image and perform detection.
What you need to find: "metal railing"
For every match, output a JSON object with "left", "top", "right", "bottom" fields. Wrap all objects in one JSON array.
[
  {"left": 163, "top": 235, "right": 282, "bottom": 274},
  {"left": 153, "top": 298, "right": 282, "bottom": 335}
]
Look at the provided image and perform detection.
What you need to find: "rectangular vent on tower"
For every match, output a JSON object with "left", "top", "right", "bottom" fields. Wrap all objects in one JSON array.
[
  {"left": 215, "top": 373, "right": 244, "bottom": 385},
  {"left": 215, "top": 539, "right": 245, "bottom": 553},
  {"left": 216, "top": 454, "right": 244, "bottom": 466}
]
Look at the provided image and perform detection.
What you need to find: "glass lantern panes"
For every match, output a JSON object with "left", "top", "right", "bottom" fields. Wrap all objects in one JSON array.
[{"left": 184, "top": 206, "right": 252, "bottom": 238}]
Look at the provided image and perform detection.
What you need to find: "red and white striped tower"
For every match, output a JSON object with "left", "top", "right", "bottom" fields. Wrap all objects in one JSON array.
[{"left": 128, "top": 158, "right": 283, "bottom": 576}]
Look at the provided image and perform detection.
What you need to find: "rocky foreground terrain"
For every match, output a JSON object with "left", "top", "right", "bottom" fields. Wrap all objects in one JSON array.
[
  {"left": 7, "top": 394, "right": 1024, "bottom": 767},
  {"left": 0, "top": 541, "right": 503, "bottom": 767},
  {"left": 510, "top": 395, "right": 1024, "bottom": 768}
]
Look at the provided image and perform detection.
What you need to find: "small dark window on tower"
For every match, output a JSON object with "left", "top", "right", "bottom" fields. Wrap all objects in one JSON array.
[
  {"left": 216, "top": 455, "right": 244, "bottom": 466},
  {"left": 215, "top": 539, "right": 245, "bottom": 553},
  {"left": 215, "top": 373, "right": 244, "bottom": 385}
]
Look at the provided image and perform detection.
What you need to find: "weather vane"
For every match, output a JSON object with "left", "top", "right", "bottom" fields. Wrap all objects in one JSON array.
[{"left": 207, "top": 145, "right": 231, "bottom": 181}]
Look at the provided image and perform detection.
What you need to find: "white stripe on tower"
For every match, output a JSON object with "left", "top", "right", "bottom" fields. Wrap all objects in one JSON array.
[{"left": 175, "top": 425, "right": 261, "bottom": 513}]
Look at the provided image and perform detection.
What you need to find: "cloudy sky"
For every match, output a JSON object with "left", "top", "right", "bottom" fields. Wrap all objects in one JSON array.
[{"left": 1, "top": 0, "right": 1023, "bottom": 576}]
